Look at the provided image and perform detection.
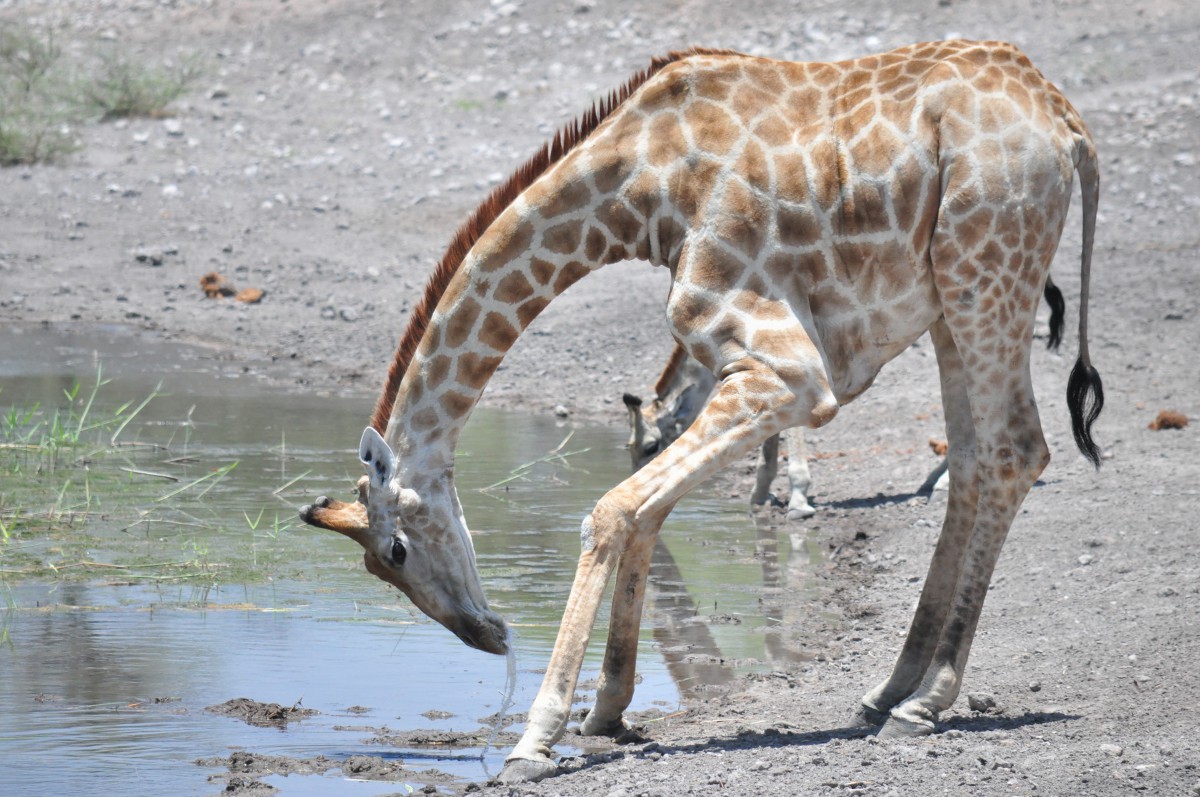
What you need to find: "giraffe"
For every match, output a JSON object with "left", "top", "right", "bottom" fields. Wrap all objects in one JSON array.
[
  {"left": 623, "top": 341, "right": 818, "bottom": 517},
  {"left": 298, "top": 40, "right": 1103, "bottom": 783},
  {"left": 624, "top": 271, "right": 1067, "bottom": 514}
]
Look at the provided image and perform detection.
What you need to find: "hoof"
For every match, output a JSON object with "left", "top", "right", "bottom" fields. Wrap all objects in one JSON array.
[
  {"left": 498, "top": 756, "right": 558, "bottom": 784},
  {"left": 786, "top": 502, "right": 817, "bottom": 521},
  {"left": 579, "top": 710, "right": 630, "bottom": 738},
  {"left": 850, "top": 703, "right": 889, "bottom": 728},
  {"left": 878, "top": 714, "right": 936, "bottom": 739}
]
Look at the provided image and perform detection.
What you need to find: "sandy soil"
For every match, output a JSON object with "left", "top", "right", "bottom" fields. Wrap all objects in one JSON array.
[{"left": 3, "top": 0, "right": 1199, "bottom": 795}]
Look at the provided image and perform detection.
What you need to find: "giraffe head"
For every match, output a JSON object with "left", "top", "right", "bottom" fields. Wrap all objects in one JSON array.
[
  {"left": 300, "top": 427, "right": 509, "bottom": 655},
  {"left": 621, "top": 388, "right": 700, "bottom": 471}
]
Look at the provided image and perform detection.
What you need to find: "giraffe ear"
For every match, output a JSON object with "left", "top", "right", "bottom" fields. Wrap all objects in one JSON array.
[{"left": 359, "top": 427, "right": 397, "bottom": 489}]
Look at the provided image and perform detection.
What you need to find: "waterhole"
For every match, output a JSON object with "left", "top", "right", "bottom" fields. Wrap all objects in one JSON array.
[{"left": 0, "top": 322, "right": 826, "bottom": 796}]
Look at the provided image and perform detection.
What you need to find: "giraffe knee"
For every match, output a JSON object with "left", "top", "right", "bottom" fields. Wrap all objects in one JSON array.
[
  {"left": 993, "top": 438, "right": 1050, "bottom": 483},
  {"left": 807, "top": 397, "right": 839, "bottom": 429},
  {"left": 784, "top": 386, "right": 838, "bottom": 430},
  {"left": 581, "top": 490, "right": 639, "bottom": 554}
]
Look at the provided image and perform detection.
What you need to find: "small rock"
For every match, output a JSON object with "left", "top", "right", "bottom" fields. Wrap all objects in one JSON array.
[
  {"left": 1100, "top": 743, "right": 1123, "bottom": 757},
  {"left": 161, "top": 184, "right": 180, "bottom": 198},
  {"left": 1077, "top": 554, "right": 1094, "bottom": 566},
  {"left": 967, "top": 693, "right": 997, "bottom": 712},
  {"left": 1028, "top": 681, "right": 1042, "bottom": 693},
  {"left": 339, "top": 307, "right": 358, "bottom": 322},
  {"left": 554, "top": 404, "right": 569, "bottom": 418},
  {"left": 163, "top": 119, "right": 183, "bottom": 136},
  {"left": 133, "top": 248, "right": 164, "bottom": 266},
  {"left": 320, "top": 306, "right": 337, "bottom": 320}
]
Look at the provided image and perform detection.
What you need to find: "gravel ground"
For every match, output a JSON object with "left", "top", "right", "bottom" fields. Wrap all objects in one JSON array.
[{"left": 2, "top": 0, "right": 1198, "bottom": 795}]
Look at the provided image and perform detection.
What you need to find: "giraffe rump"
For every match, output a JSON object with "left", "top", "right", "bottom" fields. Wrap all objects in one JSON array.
[{"left": 369, "top": 47, "right": 737, "bottom": 434}]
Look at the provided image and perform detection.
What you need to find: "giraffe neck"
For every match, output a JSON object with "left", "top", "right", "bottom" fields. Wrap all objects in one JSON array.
[
  {"left": 385, "top": 153, "right": 644, "bottom": 475},
  {"left": 655, "top": 345, "right": 717, "bottom": 406}
]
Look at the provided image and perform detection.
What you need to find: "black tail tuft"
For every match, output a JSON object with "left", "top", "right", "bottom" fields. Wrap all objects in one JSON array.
[
  {"left": 1067, "top": 357, "right": 1104, "bottom": 468},
  {"left": 622, "top": 392, "right": 643, "bottom": 408},
  {"left": 1044, "top": 277, "right": 1065, "bottom": 351}
]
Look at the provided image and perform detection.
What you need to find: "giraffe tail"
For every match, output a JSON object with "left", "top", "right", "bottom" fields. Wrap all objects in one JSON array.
[{"left": 1066, "top": 125, "right": 1104, "bottom": 468}]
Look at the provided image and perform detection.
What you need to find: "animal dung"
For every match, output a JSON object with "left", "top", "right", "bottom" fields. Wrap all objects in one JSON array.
[
  {"left": 199, "top": 271, "right": 265, "bottom": 303},
  {"left": 1148, "top": 410, "right": 1188, "bottom": 430},
  {"left": 199, "top": 271, "right": 234, "bottom": 298}
]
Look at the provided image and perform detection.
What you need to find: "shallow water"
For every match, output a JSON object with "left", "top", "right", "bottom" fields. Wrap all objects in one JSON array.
[{"left": 0, "top": 323, "right": 825, "bottom": 796}]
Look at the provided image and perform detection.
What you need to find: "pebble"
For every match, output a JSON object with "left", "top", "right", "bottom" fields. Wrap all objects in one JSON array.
[
  {"left": 133, "top": 247, "right": 164, "bottom": 266},
  {"left": 1100, "top": 743, "right": 1124, "bottom": 757},
  {"left": 1077, "top": 554, "right": 1094, "bottom": 566},
  {"left": 554, "top": 404, "right": 569, "bottom": 418},
  {"left": 1028, "top": 681, "right": 1042, "bottom": 692},
  {"left": 967, "top": 693, "right": 997, "bottom": 712}
]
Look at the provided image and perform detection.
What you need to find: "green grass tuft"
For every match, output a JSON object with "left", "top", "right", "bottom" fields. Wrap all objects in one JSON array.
[
  {"left": 0, "top": 25, "right": 202, "bottom": 165},
  {"left": 81, "top": 51, "right": 203, "bottom": 121}
]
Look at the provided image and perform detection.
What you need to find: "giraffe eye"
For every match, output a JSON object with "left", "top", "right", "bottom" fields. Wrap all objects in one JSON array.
[
  {"left": 390, "top": 537, "right": 407, "bottom": 566},
  {"left": 642, "top": 440, "right": 660, "bottom": 457}
]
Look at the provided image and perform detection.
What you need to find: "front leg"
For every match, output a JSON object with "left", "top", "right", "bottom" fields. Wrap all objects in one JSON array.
[
  {"left": 500, "top": 502, "right": 629, "bottom": 783},
  {"left": 750, "top": 433, "right": 781, "bottom": 505},
  {"left": 782, "top": 426, "right": 816, "bottom": 520},
  {"left": 580, "top": 520, "right": 663, "bottom": 737}
]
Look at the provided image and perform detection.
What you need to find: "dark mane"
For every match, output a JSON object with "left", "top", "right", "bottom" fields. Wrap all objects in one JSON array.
[{"left": 370, "top": 48, "right": 737, "bottom": 434}]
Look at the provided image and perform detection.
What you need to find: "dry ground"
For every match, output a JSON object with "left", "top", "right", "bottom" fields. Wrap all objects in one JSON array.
[{"left": 2, "top": 0, "right": 1198, "bottom": 794}]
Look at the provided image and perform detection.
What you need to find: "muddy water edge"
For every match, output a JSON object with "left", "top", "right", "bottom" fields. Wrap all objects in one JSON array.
[{"left": 0, "top": 322, "right": 832, "bottom": 796}]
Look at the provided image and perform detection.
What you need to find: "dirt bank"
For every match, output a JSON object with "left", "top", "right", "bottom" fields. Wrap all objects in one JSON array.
[{"left": 3, "top": 0, "right": 1199, "bottom": 795}]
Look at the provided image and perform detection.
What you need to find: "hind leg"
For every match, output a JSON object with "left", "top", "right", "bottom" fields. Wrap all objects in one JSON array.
[
  {"left": 876, "top": 261, "right": 1053, "bottom": 733},
  {"left": 855, "top": 318, "right": 979, "bottom": 724},
  {"left": 881, "top": 359, "right": 1048, "bottom": 735}
]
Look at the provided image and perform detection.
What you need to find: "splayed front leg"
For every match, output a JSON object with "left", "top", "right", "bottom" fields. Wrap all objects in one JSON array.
[
  {"left": 500, "top": 503, "right": 629, "bottom": 782},
  {"left": 580, "top": 521, "right": 662, "bottom": 738}
]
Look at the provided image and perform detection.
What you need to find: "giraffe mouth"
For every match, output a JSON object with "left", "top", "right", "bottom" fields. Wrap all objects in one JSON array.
[{"left": 448, "top": 608, "right": 510, "bottom": 655}]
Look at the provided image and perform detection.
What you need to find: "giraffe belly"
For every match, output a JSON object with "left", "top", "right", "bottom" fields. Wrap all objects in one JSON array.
[{"left": 807, "top": 280, "right": 941, "bottom": 405}]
